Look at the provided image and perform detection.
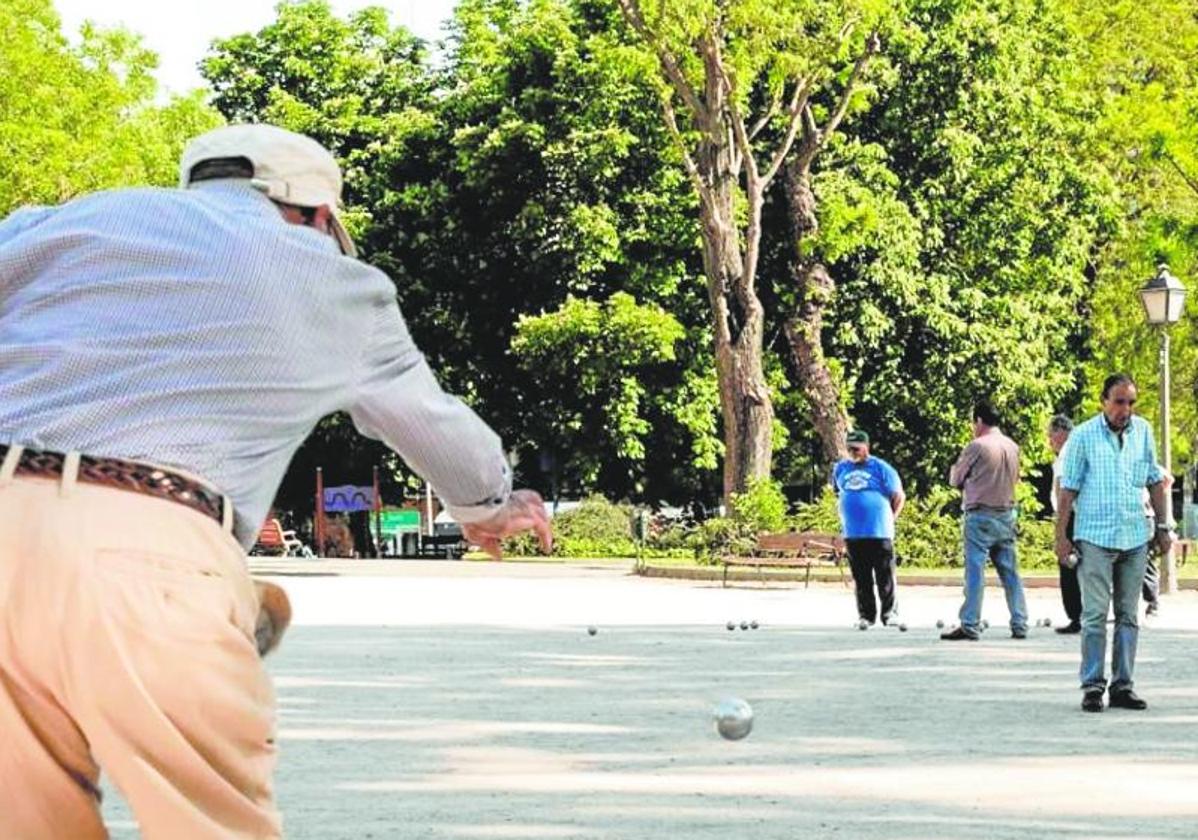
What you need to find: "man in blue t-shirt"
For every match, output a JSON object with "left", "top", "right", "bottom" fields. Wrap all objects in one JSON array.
[{"left": 833, "top": 429, "right": 906, "bottom": 626}]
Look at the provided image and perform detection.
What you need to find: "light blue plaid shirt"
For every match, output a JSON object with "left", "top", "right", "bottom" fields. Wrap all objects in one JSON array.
[
  {"left": 1059, "top": 412, "right": 1164, "bottom": 551},
  {"left": 0, "top": 182, "right": 510, "bottom": 547}
]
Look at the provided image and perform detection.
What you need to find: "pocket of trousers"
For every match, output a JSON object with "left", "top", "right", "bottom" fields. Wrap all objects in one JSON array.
[{"left": 91, "top": 549, "right": 243, "bottom": 644}]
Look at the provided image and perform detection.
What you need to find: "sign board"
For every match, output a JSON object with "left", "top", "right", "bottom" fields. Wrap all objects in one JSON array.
[
  {"left": 323, "top": 485, "right": 375, "bottom": 513},
  {"left": 375, "top": 509, "right": 422, "bottom": 536}
]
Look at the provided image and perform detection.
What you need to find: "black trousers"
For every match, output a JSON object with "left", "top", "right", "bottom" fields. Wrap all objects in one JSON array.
[
  {"left": 846, "top": 538, "right": 897, "bottom": 623},
  {"left": 1143, "top": 548, "right": 1160, "bottom": 605},
  {"left": 1059, "top": 512, "right": 1081, "bottom": 622}
]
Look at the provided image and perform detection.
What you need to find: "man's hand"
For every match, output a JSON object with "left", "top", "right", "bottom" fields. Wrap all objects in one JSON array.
[
  {"left": 1155, "top": 527, "right": 1174, "bottom": 558},
  {"left": 460, "top": 489, "right": 553, "bottom": 559},
  {"left": 1055, "top": 533, "right": 1074, "bottom": 566}
]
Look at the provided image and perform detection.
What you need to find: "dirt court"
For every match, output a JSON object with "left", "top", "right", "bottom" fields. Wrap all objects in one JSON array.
[{"left": 103, "top": 561, "right": 1198, "bottom": 838}]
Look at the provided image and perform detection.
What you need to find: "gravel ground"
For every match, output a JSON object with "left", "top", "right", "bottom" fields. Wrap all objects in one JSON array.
[{"left": 103, "top": 562, "right": 1198, "bottom": 839}]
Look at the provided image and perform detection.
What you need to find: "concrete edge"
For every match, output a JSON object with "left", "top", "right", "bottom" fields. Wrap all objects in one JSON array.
[{"left": 635, "top": 564, "right": 1198, "bottom": 590}]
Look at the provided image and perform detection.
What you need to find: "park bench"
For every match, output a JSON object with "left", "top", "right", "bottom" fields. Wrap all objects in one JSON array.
[
  {"left": 251, "top": 518, "right": 310, "bottom": 558},
  {"left": 720, "top": 531, "right": 849, "bottom": 588}
]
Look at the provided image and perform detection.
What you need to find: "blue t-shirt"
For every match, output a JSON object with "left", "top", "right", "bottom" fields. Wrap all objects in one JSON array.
[{"left": 833, "top": 456, "right": 902, "bottom": 539}]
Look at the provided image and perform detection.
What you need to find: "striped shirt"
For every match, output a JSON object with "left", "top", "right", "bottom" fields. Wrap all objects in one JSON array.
[
  {"left": 0, "top": 181, "right": 510, "bottom": 547},
  {"left": 1059, "top": 413, "right": 1164, "bottom": 551}
]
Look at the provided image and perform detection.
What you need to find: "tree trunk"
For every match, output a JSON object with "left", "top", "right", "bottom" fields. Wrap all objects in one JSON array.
[
  {"left": 783, "top": 162, "right": 848, "bottom": 465},
  {"left": 696, "top": 131, "right": 773, "bottom": 506}
]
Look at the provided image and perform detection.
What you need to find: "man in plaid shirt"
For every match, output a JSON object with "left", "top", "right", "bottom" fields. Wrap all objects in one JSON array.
[{"left": 1056, "top": 373, "right": 1171, "bottom": 713}]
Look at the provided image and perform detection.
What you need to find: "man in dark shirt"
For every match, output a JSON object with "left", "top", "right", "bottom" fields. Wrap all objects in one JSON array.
[{"left": 942, "top": 401, "right": 1029, "bottom": 640}]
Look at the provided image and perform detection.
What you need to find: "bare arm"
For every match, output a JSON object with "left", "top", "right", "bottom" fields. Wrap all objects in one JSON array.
[
  {"left": 1148, "top": 479, "right": 1173, "bottom": 556},
  {"left": 890, "top": 490, "right": 905, "bottom": 519},
  {"left": 1055, "top": 488, "right": 1077, "bottom": 563}
]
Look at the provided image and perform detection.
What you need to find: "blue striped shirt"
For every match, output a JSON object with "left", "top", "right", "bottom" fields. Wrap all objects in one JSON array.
[
  {"left": 0, "top": 182, "right": 511, "bottom": 547},
  {"left": 1059, "top": 413, "right": 1164, "bottom": 550}
]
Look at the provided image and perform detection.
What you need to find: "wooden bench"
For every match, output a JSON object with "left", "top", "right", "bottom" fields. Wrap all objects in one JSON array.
[{"left": 720, "top": 531, "right": 849, "bottom": 588}]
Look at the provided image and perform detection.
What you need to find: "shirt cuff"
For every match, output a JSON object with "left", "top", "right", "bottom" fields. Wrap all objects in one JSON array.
[{"left": 443, "top": 462, "right": 512, "bottom": 524}]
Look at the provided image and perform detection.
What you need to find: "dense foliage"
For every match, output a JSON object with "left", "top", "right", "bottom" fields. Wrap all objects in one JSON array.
[
  {"left": 5, "top": 0, "right": 1196, "bottom": 559},
  {"left": 0, "top": 0, "right": 221, "bottom": 215}
]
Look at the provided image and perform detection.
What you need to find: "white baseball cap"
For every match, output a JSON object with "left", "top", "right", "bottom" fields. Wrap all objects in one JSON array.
[{"left": 179, "top": 123, "right": 357, "bottom": 258}]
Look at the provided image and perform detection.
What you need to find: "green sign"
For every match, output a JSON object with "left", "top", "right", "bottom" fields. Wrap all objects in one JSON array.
[{"left": 375, "top": 509, "right": 422, "bottom": 535}]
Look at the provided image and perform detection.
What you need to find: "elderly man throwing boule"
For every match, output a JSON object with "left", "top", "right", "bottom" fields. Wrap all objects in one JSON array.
[{"left": 0, "top": 123, "right": 551, "bottom": 838}]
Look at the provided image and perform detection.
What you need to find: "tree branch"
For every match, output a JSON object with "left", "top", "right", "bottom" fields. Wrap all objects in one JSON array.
[
  {"left": 759, "top": 77, "right": 814, "bottom": 187},
  {"left": 1164, "top": 151, "right": 1198, "bottom": 198},
  {"left": 823, "top": 31, "right": 880, "bottom": 139},
  {"left": 748, "top": 88, "right": 783, "bottom": 140},
  {"left": 793, "top": 31, "right": 880, "bottom": 171},
  {"left": 657, "top": 91, "right": 712, "bottom": 216},
  {"left": 616, "top": 0, "right": 708, "bottom": 123}
]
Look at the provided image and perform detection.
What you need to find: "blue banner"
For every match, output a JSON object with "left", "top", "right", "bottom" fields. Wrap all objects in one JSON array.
[{"left": 323, "top": 485, "right": 375, "bottom": 513}]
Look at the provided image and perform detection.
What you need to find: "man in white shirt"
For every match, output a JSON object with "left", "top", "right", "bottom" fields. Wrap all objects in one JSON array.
[{"left": 0, "top": 124, "right": 550, "bottom": 838}]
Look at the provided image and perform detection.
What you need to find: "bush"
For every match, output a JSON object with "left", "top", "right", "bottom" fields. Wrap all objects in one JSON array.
[
  {"left": 687, "top": 516, "right": 757, "bottom": 563},
  {"left": 788, "top": 487, "right": 840, "bottom": 532},
  {"left": 497, "top": 486, "right": 1056, "bottom": 568},
  {"left": 730, "top": 476, "right": 788, "bottom": 532},
  {"left": 790, "top": 485, "right": 1056, "bottom": 570},
  {"left": 503, "top": 495, "right": 637, "bottom": 557}
]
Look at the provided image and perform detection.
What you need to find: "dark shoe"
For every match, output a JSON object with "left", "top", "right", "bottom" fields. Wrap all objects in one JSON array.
[
  {"left": 1011, "top": 628, "right": 1027, "bottom": 639},
  {"left": 1109, "top": 689, "right": 1148, "bottom": 710},
  {"left": 1055, "top": 621, "right": 1082, "bottom": 635},
  {"left": 1081, "top": 689, "right": 1104, "bottom": 713},
  {"left": 1145, "top": 602, "right": 1159, "bottom": 616},
  {"left": 881, "top": 614, "right": 897, "bottom": 626},
  {"left": 940, "top": 627, "right": 979, "bottom": 641}
]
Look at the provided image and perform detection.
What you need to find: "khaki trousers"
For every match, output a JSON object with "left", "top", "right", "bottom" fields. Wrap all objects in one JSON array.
[{"left": 0, "top": 471, "right": 281, "bottom": 838}]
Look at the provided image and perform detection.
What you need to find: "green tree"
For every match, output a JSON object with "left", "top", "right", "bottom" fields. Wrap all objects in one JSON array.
[
  {"left": 202, "top": 0, "right": 722, "bottom": 507},
  {"left": 614, "top": 0, "right": 896, "bottom": 503},
  {"left": 0, "top": 0, "right": 220, "bottom": 215},
  {"left": 1059, "top": 0, "right": 1198, "bottom": 465},
  {"left": 767, "top": 0, "right": 1115, "bottom": 490},
  {"left": 510, "top": 292, "right": 694, "bottom": 494}
]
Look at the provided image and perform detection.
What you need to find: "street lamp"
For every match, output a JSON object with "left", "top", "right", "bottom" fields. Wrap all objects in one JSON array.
[{"left": 1138, "top": 264, "right": 1187, "bottom": 594}]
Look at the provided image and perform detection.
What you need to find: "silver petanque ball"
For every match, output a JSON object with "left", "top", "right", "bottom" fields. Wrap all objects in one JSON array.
[
  {"left": 750, "top": 620, "right": 759, "bottom": 630},
  {"left": 898, "top": 623, "right": 908, "bottom": 632},
  {"left": 740, "top": 621, "right": 749, "bottom": 631},
  {"left": 857, "top": 619, "right": 870, "bottom": 631},
  {"left": 726, "top": 621, "right": 736, "bottom": 631},
  {"left": 587, "top": 626, "right": 598, "bottom": 636},
  {"left": 981, "top": 619, "right": 990, "bottom": 630},
  {"left": 713, "top": 697, "right": 754, "bottom": 741},
  {"left": 1043, "top": 617, "right": 1053, "bottom": 628},
  {"left": 936, "top": 619, "right": 945, "bottom": 629}
]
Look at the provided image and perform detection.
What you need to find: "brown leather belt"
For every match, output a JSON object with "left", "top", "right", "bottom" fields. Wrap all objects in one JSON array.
[{"left": 0, "top": 444, "right": 227, "bottom": 526}]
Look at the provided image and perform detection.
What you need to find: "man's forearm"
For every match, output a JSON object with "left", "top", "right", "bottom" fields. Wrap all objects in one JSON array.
[
  {"left": 1056, "top": 490, "right": 1076, "bottom": 540},
  {"left": 1148, "top": 481, "right": 1170, "bottom": 527}
]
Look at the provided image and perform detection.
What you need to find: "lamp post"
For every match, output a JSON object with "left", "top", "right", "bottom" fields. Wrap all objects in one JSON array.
[{"left": 1138, "top": 264, "right": 1187, "bottom": 594}]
